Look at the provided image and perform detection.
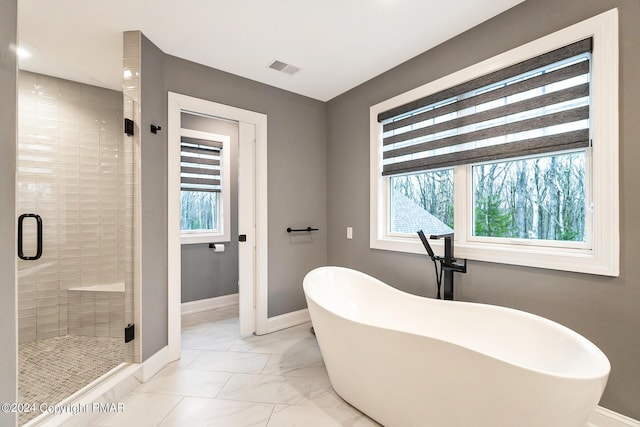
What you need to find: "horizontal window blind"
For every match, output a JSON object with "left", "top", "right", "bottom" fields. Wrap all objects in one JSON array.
[
  {"left": 379, "top": 38, "right": 592, "bottom": 176},
  {"left": 180, "top": 136, "right": 223, "bottom": 192}
]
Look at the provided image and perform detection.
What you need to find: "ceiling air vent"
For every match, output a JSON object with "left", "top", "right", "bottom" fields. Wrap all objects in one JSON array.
[{"left": 268, "top": 59, "right": 301, "bottom": 75}]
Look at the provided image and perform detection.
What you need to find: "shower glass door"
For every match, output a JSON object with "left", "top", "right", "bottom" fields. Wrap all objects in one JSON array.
[{"left": 16, "top": 72, "right": 135, "bottom": 425}]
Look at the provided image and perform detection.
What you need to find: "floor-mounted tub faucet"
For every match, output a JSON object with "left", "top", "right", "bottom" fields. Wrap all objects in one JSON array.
[{"left": 418, "top": 230, "right": 467, "bottom": 300}]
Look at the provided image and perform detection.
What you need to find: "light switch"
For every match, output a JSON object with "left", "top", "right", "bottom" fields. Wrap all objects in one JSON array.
[{"left": 347, "top": 227, "right": 353, "bottom": 240}]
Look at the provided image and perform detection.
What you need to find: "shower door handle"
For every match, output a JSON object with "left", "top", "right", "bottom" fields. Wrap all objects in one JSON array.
[{"left": 18, "top": 213, "right": 43, "bottom": 261}]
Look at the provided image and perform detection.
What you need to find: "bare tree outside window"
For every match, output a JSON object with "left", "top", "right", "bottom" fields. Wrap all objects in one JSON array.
[
  {"left": 389, "top": 151, "right": 585, "bottom": 242},
  {"left": 472, "top": 151, "right": 585, "bottom": 241},
  {"left": 181, "top": 191, "right": 219, "bottom": 231},
  {"left": 391, "top": 169, "right": 454, "bottom": 232}
]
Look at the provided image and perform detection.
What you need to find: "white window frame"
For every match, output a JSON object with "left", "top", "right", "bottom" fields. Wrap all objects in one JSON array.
[
  {"left": 180, "top": 128, "right": 231, "bottom": 244},
  {"left": 370, "top": 9, "right": 619, "bottom": 276}
]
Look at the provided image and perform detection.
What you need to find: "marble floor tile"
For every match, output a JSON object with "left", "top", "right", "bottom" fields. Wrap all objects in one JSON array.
[
  {"left": 174, "top": 348, "right": 201, "bottom": 368},
  {"left": 182, "top": 310, "right": 240, "bottom": 335},
  {"left": 188, "top": 349, "right": 270, "bottom": 374},
  {"left": 91, "top": 392, "right": 182, "bottom": 427},
  {"left": 181, "top": 320, "right": 216, "bottom": 335},
  {"left": 137, "top": 365, "right": 232, "bottom": 398},
  {"left": 306, "top": 381, "right": 347, "bottom": 408},
  {"left": 180, "top": 331, "right": 239, "bottom": 351},
  {"left": 157, "top": 397, "right": 273, "bottom": 427},
  {"left": 267, "top": 404, "right": 380, "bottom": 427},
  {"left": 205, "top": 319, "right": 240, "bottom": 335},
  {"left": 261, "top": 341, "right": 326, "bottom": 378},
  {"left": 217, "top": 373, "right": 314, "bottom": 405},
  {"left": 92, "top": 306, "right": 378, "bottom": 427}
]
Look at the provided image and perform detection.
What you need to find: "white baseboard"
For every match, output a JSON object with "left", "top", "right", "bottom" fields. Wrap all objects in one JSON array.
[
  {"left": 140, "top": 345, "right": 170, "bottom": 382},
  {"left": 265, "top": 308, "right": 310, "bottom": 333},
  {"left": 181, "top": 293, "right": 239, "bottom": 315},
  {"left": 590, "top": 406, "right": 640, "bottom": 427}
]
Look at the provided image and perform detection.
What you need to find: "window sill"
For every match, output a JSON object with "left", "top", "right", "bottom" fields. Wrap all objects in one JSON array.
[
  {"left": 181, "top": 232, "right": 230, "bottom": 245},
  {"left": 370, "top": 236, "right": 618, "bottom": 277}
]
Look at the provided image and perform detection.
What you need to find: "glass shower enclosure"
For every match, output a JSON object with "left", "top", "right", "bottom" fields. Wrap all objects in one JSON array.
[{"left": 16, "top": 71, "right": 135, "bottom": 425}]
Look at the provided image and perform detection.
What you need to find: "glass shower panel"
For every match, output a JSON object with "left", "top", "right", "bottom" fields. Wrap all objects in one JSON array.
[{"left": 16, "top": 72, "right": 134, "bottom": 425}]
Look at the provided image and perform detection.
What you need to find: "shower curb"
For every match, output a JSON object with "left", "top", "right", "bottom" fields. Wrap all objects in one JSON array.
[{"left": 24, "top": 364, "right": 142, "bottom": 427}]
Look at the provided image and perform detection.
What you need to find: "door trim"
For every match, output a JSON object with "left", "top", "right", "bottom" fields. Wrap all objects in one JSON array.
[{"left": 167, "top": 92, "right": 269, "bottom": 361}]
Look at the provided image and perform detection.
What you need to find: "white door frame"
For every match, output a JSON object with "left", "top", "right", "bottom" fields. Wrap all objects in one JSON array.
[{"left": 167, "top": 92, "right": 269, "bottom": 361}]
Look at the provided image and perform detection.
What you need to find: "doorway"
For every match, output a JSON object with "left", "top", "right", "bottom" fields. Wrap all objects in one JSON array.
[{"left": 167, "top": 92, "right": 268, "bottom": 361}]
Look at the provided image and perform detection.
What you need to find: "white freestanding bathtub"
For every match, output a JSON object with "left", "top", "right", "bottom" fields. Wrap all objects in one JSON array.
[{"left": 303, "top": 266, "right": 610, "bottom": 427}]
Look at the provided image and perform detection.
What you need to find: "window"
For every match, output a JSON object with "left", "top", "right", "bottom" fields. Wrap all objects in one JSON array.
[
  {"left": 472, "top": 152, "right": 586, "bottom": 242},
  {"left": 370, "top": 9, "right": 619, "bottom": 276},
  {"left": 180, "top": 128, "right": 231, "bottom": 244},
  {"left": 390, "top": 169, "right": 454, "bottom": 235}
]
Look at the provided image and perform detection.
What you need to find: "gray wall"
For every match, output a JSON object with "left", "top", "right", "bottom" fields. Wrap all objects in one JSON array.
[
  {"left": 138, "top": 33, "right": 327, "bottom": 360},
  {"left": 140, "top": 34, "right": 168, "bottom": 361},
  {"left": 181, "top": 113, "right": 239, "bottom": 303},
  {"left": 326, "top": 0, "right": 640, "bottom": 419},
  {"left": 163, "top": 54, "right": 328, "bottom": 318},
  {"left": 0, "top": 0, "right": 17, "bottom": 425}
]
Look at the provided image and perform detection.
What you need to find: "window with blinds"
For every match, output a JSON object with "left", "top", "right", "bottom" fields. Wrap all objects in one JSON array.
[
  {"left": 180, "top": 136, "right": 223, "bottom": 193},
  {"left": 379, "top": 38, "right": 592, "bottom": 176},
  {"left": 370, "top": 10, "right": 619, "bottom": 276},
  {"left": 180, "top": 135, "right": 224, "bottom": 232}
]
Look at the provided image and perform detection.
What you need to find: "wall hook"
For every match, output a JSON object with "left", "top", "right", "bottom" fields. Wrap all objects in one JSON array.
[{"left": 150, "top": 124, "right": 162, "bottom": 134}]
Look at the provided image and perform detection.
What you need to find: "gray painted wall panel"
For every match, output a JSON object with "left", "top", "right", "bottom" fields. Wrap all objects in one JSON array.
[
  {"left": 140, "top": 34, "right": 168, "bottom": 361},
  {"left": 0, "top": 0, "right": 17, "bottom": 425},
  {"left": 138, "top": 36, "right": 327, "bottom": 360},
  {"left": 326, "top": 0, "right": 640, "bottom": 419},
  {"left": 163, "top": 55, "right": 328, "bottom": 317},
  {"left": 181, "top": 114, "right": 239, "bottom": 303}
]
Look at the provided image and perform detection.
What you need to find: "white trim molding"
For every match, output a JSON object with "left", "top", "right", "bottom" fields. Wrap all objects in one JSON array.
[
  {"left": 181, "top": 294, "right": 239, "bottom": 315},
  {"left": 266, "top": 309, "right": 311, "bottom": 333},
  {"left": 589, "top": 406, "right": 640, "bottom": 427},
  {"left": 179, "top": 128, "right": 232, "bottom": 245},
  {"left": 167, "top": 92, "right": 269, "bottom": 359}
]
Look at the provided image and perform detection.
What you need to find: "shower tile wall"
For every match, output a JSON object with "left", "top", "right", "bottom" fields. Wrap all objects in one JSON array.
[
  {"left": 17, "top": 71, "right": 127, "bottom": 343},
  {"left": 68, "top": 290, "right": 124, "bottom": 338}
]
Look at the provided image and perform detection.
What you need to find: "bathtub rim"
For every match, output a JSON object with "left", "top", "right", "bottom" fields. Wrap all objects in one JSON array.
[{"left": 303, "top": 265, "right": 611, "bottom": 382}]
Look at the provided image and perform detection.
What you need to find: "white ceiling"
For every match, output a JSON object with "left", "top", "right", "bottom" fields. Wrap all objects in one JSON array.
[{"left": 18, "top": 0, "right": 525, "bottom": 101}]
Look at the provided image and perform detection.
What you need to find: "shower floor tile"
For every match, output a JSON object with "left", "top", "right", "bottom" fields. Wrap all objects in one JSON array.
[{"left": 18, "top": 335, "right": 125, "bottom": 425}]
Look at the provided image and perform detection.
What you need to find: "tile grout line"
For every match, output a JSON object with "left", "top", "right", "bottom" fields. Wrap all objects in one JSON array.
[
  {"left": 153, "top": 395, "right": 185, "bottom": 427},
  {"left": 213, "top": 371, "right": 236, "bottom": 400},
  {"left": 264, "top": 403, "right": 277, "bottom": 427}
]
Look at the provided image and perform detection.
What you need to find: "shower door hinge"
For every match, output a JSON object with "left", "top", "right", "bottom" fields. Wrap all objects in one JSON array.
[
  {"left": 124, "top": 118, "right": 134, "bottom": 136},
  {"left": 124, "top": 323, "right": 135, "bottom": 343}
]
